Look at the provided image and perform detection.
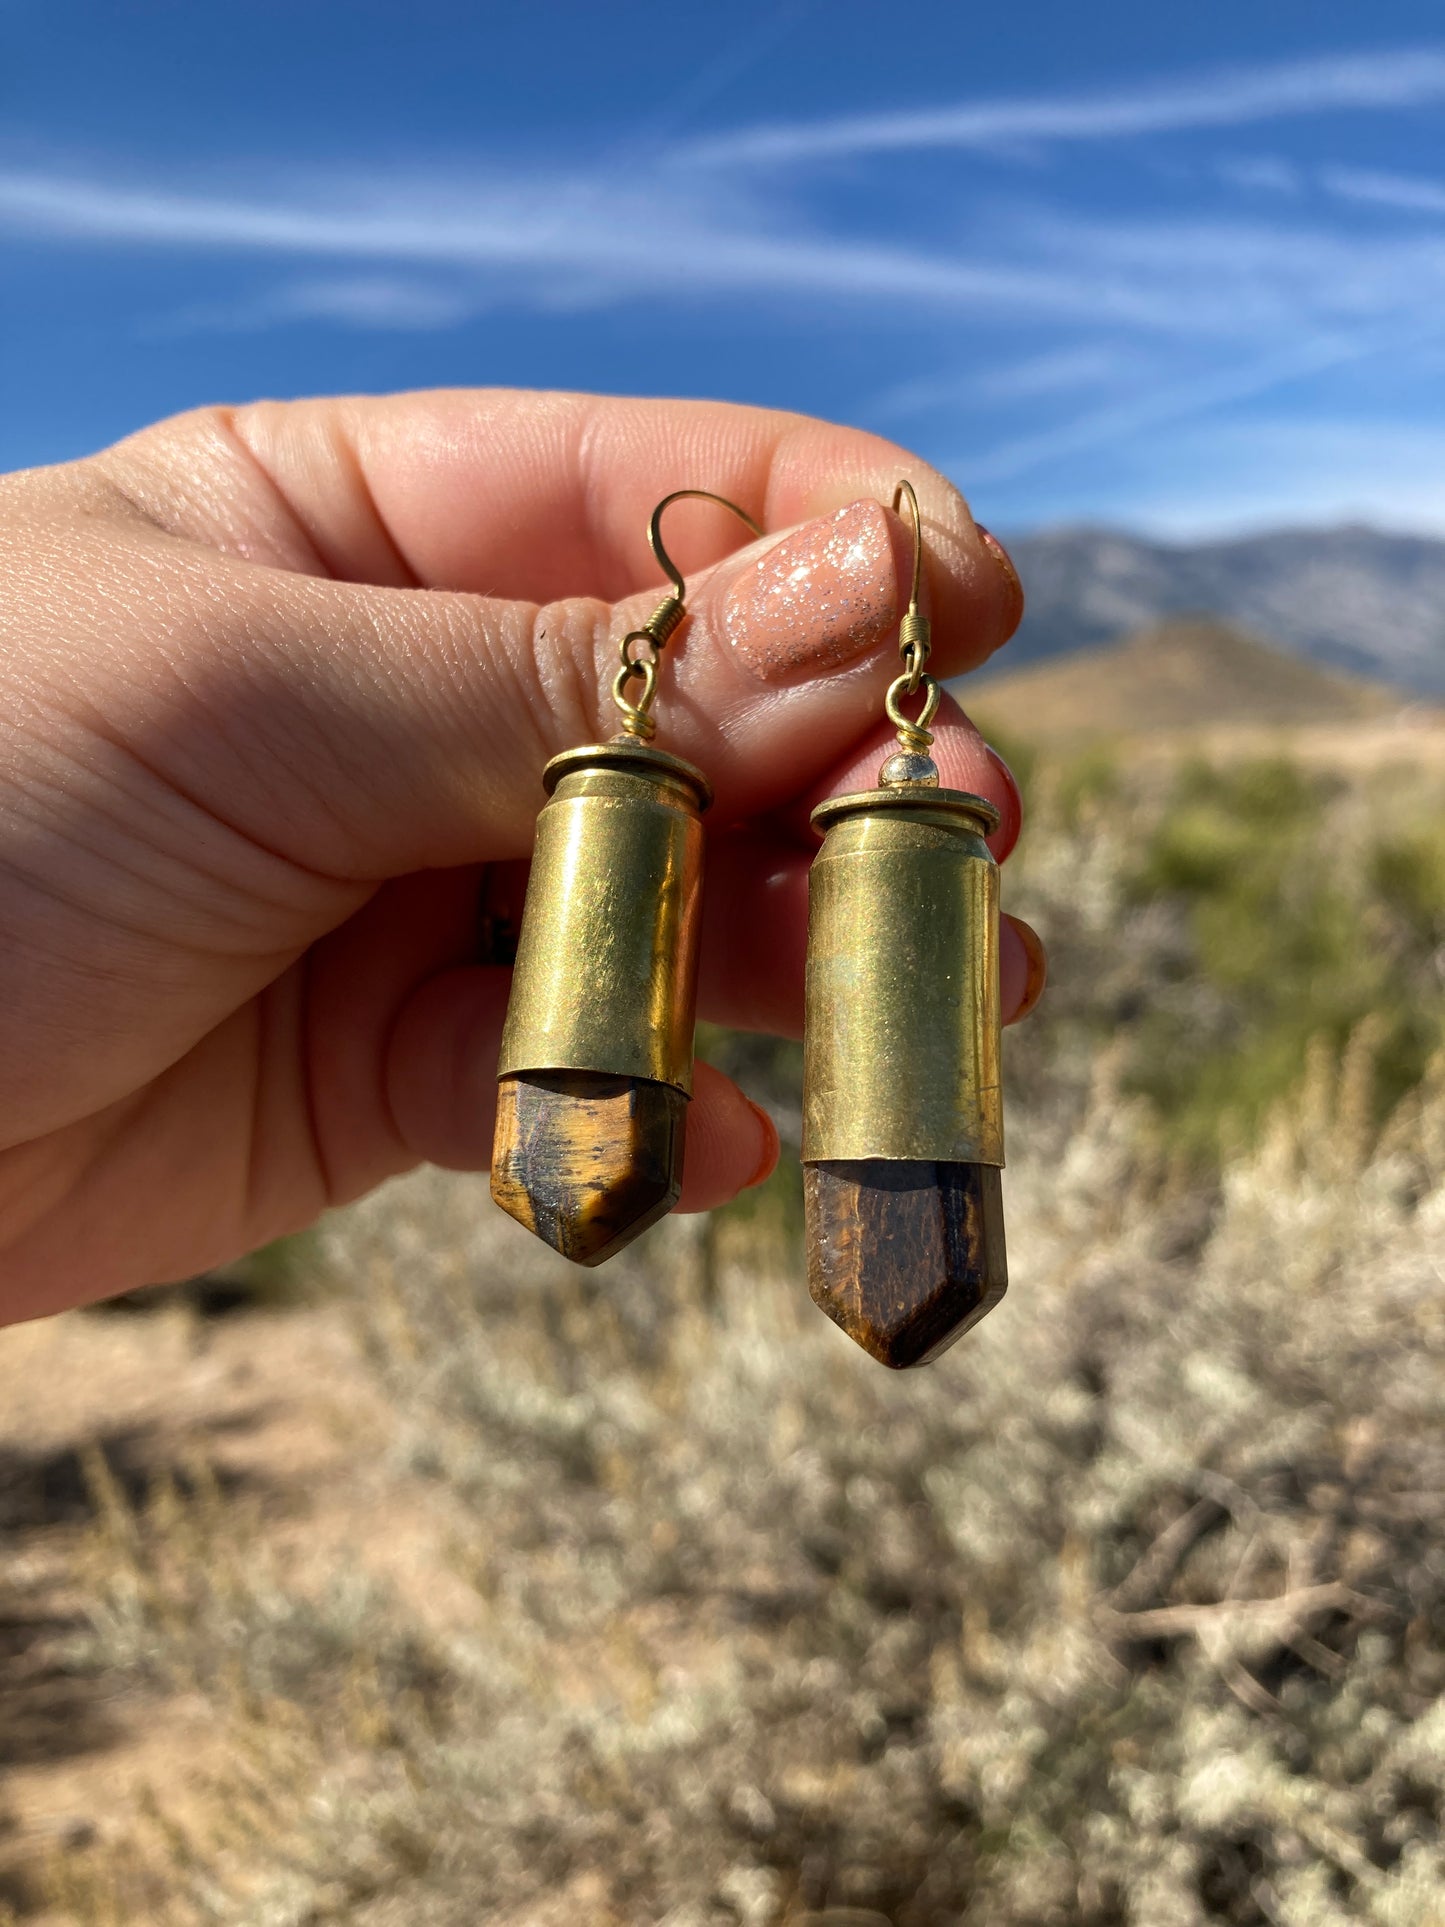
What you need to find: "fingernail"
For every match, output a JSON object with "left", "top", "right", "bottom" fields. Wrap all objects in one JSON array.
[
  {"left": 743, "top": 1098, "right": 781, "bottom": 1190},
  {"left": 983, "top": 744, "right": 1022, "bottom": 857},
  {"left": 976, "top": 524, "right": 1025, "bottom": 629},
  {"left": 1012, "top": 917, "right": 1048, "bottom": 1022},
  {"left": 721, "top": 500, "right": 897, "bottom": 684}
]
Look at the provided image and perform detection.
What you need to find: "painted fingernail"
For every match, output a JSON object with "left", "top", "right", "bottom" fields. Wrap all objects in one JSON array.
[
  {"left": 976, "top": 524, "right": 1025, "bottom": 629},
  {"left": 984, "top": 744, "right": 1023, "bottom": 858},
  {"left": 743, "top": 1098, "right": 781, "bottom": 1189},
  {"left": 1010, "top": 916, "right": 1048, "bottom": 1023},
  {"left": 721, "top": 500, "right": 897, "bottom": 684}
]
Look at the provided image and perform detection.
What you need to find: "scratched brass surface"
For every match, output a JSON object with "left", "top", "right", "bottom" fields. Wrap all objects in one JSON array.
[
  {"left": 802, "top": 785, "right": 1004, "bottom": 1165},
  {"left": 497, "top": 742, "right": 709, "bottom": 1095}
]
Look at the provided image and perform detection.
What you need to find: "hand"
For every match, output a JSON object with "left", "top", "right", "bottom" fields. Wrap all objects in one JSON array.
[{"left": 0, "top": 390, "right": 1041, "bottom": 1320}]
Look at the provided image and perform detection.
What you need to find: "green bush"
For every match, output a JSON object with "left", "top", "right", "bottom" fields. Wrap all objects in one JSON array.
[
  {"left": 1372, "top": 824, "right": 1445, "bottom": 948},
  {"left": 1051, "top": 741, "right": 1123, "bottom": 833},
  {"left": 1121, "top": 758, "right": 1443, "bottom": 1158}
]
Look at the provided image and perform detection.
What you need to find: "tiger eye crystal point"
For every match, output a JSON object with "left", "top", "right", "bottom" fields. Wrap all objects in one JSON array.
[
  {"left": 491, "top": 1071, "right": 686, "bottom": 1267},
  {"left": 804, "top": 1159, "right": 1007, "bottom": 1369}
]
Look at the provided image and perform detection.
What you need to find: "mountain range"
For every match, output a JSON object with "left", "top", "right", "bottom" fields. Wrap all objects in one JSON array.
[{"left": 987, "top": 525, "right": 1445, "bottom": 696}]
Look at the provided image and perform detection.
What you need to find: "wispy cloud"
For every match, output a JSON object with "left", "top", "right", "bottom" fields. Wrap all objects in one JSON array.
[
  {"left": 0, "top": 162, "right": 1304, "bottom": 334},
  {"left": 1216, "top": 154, "right": 1304, "bottom": 197},
  {"left": 865, "top": 347, "right": 1128, "bottom": 422},
  {"left": 5, "top": 79, "right": 1443, "bottom": 540},
  {"left": 1321, "top": 164, "right": 1445, "bottom": 215},
  {"left": 679, "top": 46, "right": 1445, "bottom": 168},
  {"left": 1024, "top": 209, "right": 1445, "bottom": 332},
  {"left": 150, "top": 274, "right": 476, "bottom": 336},
  {"left": 9, "top": 160, "right": 1445, "bottom": 350},
  {"left": 954, "top": 319, "right": 1444, "bottom": 489}
]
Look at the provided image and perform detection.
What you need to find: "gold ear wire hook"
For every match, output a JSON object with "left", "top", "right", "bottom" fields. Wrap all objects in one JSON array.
[
  {"left": 614, "top": 489, "right": 762, "bottom": 742},
  {"left": 883, "top": 478, "right": 939, "bottom": 769},
  {"left": 892, "top": 479, "right": 925, "bottom": 620},
  {"left": 648, "top": 489, "right": 763, "bottom": 599}
]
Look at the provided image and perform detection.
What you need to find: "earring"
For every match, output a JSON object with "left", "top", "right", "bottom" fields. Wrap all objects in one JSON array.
[
  {"left": 491, "top": 490, "right": 762, "bottom": 1266},
  {"left": 802, "top": 481, "right": 1007, "bottom": 1367}
]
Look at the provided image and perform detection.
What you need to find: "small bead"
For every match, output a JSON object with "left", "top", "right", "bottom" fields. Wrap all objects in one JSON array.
[{"left": 879, "top": 750, "right": 940, "bottom": 788}]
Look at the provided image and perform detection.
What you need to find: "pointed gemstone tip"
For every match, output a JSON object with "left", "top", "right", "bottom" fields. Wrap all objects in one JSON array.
[
  {"left": 491, "top": 1072, "right": 686, "bottom": 1267},
  {"left": 803, "top": 1159, "right": 1007, "bottom": 1368}
]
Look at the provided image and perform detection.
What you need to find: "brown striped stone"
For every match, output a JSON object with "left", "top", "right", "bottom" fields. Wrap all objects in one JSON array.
[
  {"left": 804, "top": 1159, "right": 1007, "bottom": 1368},
  {"left": 491, "top": 1072, "right": 686, "bottom": 1267}
]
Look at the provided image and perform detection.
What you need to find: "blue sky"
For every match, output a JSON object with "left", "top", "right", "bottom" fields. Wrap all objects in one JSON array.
[{"left": 4, "top": 0, "right": 1445, "bottom": 536}]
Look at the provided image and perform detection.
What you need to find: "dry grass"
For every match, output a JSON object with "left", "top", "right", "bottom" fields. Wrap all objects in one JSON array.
[{"left": 1, "top": 740, "right": 1443, "bottom": 1926}]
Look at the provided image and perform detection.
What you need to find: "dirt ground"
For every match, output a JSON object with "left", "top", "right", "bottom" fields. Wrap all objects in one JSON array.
[{"left": 0, "top": 1292, "right": 468, "bottom": 1917}]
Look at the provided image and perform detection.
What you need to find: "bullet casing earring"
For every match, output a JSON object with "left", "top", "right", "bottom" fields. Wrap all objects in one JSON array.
[
  {"left": 802, "top": 482, "right": 1008, "bottom": 1367},
  {"left": 491, "top": 491, "right": 761, "bottom": 1266}
]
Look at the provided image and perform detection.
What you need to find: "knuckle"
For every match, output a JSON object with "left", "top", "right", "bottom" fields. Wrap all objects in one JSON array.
[{"left": 525, "top": 595, "right": 613, "bottom": 747}]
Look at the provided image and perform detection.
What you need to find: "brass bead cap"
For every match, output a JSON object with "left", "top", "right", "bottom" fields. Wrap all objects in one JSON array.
[
  {"left": 809, "top": 783, "right": 1000, "bottom": 838},
  {"left": 542, "top": 739, "right": 712, "bottom": 812}
]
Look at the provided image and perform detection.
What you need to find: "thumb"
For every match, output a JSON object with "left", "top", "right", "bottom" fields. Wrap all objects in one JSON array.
[{"left": 56, "top": 461, "right": 1017, "bottom": 890}]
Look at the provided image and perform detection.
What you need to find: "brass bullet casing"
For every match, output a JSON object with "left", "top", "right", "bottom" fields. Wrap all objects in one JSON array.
[
  {"left": 491, "top": 739, "right": 711, "bottom": 1267},
  {"left": 804, "top": 786, "right": 1003, "bottom": 1162},
  {"left": 803, "top": 783, "right": 1008, "bottom": 1368},
  {"left": 498, "top": 740, "right": 711, "bottom": 1093}
]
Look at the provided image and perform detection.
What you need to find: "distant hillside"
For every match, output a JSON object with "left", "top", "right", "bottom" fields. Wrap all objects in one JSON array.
[
  {"left": 993, "top": 524, "right": 1445, "bottom": 695},
  {"left": 966, "top": 619, "right": 1411, "bottom": 747}
]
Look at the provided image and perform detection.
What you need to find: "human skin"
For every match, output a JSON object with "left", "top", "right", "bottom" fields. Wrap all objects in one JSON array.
[{"left": 0, "top": 390, "right": 1043, "bottom": 1323}]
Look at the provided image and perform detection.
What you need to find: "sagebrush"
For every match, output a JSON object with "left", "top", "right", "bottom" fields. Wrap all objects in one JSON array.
[{"left": 5, "top": 747, "right": 1444, "bottom": 1927}]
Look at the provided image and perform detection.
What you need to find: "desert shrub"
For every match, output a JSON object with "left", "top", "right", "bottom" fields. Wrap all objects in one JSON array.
[
  {"left": 1051, "top": 742, "right": 1124, "bottom": 833},
  {"left": 1372, "top": 823, "right": 1445, "bottom": 950},
  {"left": 38, "top": 977, "right": 1445, "bottom": 1925},
  {"left": 67, "top": 1445, "right": 447, "bottom": 1715},
  {"left": 17, "top": 747, "right": 1445, "bottom": 1927},
  {"left": 1107, "top": 758, "right": 1445, "bottom": 1159}
]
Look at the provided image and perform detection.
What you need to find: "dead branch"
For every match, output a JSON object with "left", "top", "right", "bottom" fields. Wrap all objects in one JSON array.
[
  {"left": 1099, "top": 1580, "right": 1389, "bottom": 1643},
  {"left": 1108, "top": 1496, "right": 1222, "bottom": 1611}
]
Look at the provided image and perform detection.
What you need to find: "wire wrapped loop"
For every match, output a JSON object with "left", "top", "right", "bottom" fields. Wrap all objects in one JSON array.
[
  {"left": 613, "top": 600, "right": 679, "bottom": 738},
  {"left": 613, "top": 653, "right": 660, "bottom": 739},
  {"left": 899, "top": 641, "right": 924, "bottom": 692},
  {"left": 885, "top": 670, "right": 940, "bottom": 752}
]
